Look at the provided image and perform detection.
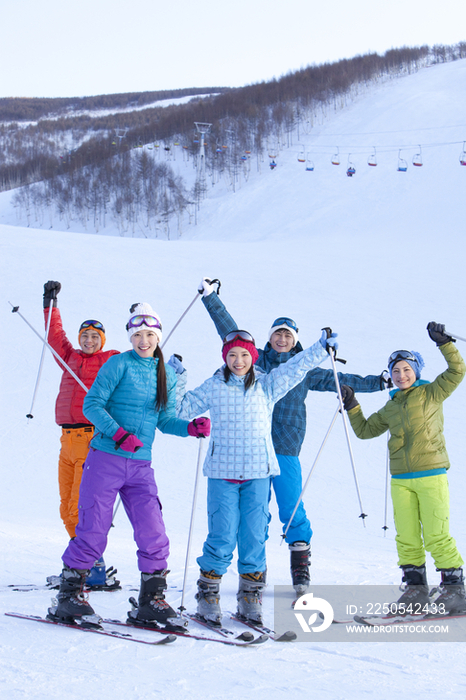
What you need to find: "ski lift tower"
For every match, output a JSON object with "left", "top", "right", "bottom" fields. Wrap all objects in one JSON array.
[
  {"left": 194, "top": 122, "right": 212, "bottom": 182},
  {"left": 115, "top": 127, "right": 128, "bottom": 146}
]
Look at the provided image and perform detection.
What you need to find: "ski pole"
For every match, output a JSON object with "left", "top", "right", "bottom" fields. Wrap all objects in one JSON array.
[
  {"left": 9, "top": 303, "right": 89, "bottom": 392},
  {"left": 178, "top": 438, "right": 205, "bottom": 615},
  {"left": 26, "top": 298, "right": 55, "bottom": 421},
  {"left": 111, "top": 495, "right": 123, "bottom": 527},
  {"left": 160, "top": 279, "right": 221, "bottom": 350},
  {"left": 12, "top": 301, "right": 132, "bottom": 531},
  {"left": 445, "top": 331, "right": 466, "bottom": 343},
  {"left": 323, "top": 328, "right": 368, "bottom": 525},
  {"left": 382, "top": 432, "right": 390, "bottom": 535},
  {"left": 281, "top": 407, "right": 340, "bottom": 544}
]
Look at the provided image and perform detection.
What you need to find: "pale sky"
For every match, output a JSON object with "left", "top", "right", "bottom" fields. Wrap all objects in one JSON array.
[{"left": 2, "top": 0, "right": 465, "bottom": 98}]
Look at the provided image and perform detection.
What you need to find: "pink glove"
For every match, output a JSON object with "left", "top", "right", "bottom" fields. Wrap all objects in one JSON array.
[
  {"left": 113, "top": 427, "right": 143, "bottom": 453},
  {"left": 187, "top": 417, "right": 211, "bottom": 438}
]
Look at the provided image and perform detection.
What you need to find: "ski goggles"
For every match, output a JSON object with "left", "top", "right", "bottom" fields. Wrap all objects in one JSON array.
[
  {"left": 79, "top": 320, "right": 105, "bottom": 332},
  {"left": 223, "top": 330, "right": 255, "bottom": 345},
  {"left": 270, "top": 317, "right": 299, "bottom": 333},
  {"left": 127, "top": 315, "right": 162, "bottom": 331},
  {"left": 388, "top": 350, "right": 417, "bottom": 367}
]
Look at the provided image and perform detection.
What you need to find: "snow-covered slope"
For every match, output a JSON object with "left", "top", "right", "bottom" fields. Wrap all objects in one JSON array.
[{"left": 1, "top": 59, "right": 466, "bottom": 699}]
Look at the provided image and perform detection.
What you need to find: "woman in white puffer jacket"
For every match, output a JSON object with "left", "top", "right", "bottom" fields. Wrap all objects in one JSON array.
[{"left": 177, "top": 328, "right": 337, "bottom": 624}]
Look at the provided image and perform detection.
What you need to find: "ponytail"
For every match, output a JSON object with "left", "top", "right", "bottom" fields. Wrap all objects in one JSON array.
[{"left": 154, "top": 345, "right": 168, "bottom": 409}]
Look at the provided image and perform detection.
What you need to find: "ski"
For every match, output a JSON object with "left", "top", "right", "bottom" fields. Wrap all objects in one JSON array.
[
  {"left": 4, "top": 566, "right": 124, "bottom": 592},
  {"left": 124, "top": 596, "right": 263, "bottom": 645},
  {"left": 229, "top": 612, "right": 297, "bottom": 642},
  {"left": 5, "top": 582, "right": 132, "bottom": 593},
  {"left": 5, "top": 611, "right": 176, "bottom": 645},
  {"left": 353, "top": 610, "right": 466, "bottom": 627},
  {"left": 108, "top": 616, "right": 269, "bottom": 646},
  {"left": 182, "top": 611, "right": 254, "bottom": 640}
]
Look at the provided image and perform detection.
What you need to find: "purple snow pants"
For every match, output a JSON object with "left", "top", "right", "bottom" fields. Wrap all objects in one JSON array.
[{"left": 63, "top": 448, "right": 169, "bottom": 572}]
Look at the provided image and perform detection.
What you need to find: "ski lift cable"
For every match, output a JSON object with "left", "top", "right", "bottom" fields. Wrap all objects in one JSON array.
[
  {"left": 305, "top": 140, "right": 464, "bottom": 152},
  {"left": 320, "top": 124, "right": 466, "bottom": 137}
]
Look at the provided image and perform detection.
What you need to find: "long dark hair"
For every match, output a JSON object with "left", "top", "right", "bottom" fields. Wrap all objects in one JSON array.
[
  {"left": 154, "top": 345, "right": 168, "bottom": 409},
  {"left": 223, "top": 364, "right": 255, "bottom": 391}
]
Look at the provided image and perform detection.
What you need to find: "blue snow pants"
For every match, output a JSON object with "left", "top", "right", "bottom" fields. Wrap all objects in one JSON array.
[
  {"left": 197, "top": 477, "right": 271, "bottom": 576},
  {"left": 272, "top": 454, "right": 313, "bottom": 545}
]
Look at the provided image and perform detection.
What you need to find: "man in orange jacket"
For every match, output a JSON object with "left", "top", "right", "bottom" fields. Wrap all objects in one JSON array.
[{"left": 43, "top": 281, "right": 120, "bottom": 589}]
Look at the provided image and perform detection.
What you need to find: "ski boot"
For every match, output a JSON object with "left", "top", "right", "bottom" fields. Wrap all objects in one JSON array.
[
  {"left": 46, "top": 557, "right": 121, "bottom": 591},
  {"left": 195, "top": 570, "right": 222, "bottom": 625},
  {"left": 47, "top": 565, "right": 100, "bottom": 627},
  {"left": 289, "top": 541, "right": 311, "bottom": 595},
  {"left": 434, "top": 568, "right": 466, "bottom": 615},
  {"left": 133, "top": 570, "right": 177, "bottom": 624},
  {"left": 236, "top": 572, "right": 266, "bottom": 624},
  {"left": 391, "top": 564, "right": 431, "bottom": 615},
  {"left": 86, "top": 557, "right": 121, "bottom": 591}
]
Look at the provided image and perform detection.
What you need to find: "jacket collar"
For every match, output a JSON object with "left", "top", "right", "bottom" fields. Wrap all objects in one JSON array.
[
  {"left": 389, "top": 378, "right": 430, "bottom": 399},
  {"left": 262, "top": 340, "right": 303, "bottom": 366},
  {"left": 130, "top": 349, "right": 159, "bottom": 366}
]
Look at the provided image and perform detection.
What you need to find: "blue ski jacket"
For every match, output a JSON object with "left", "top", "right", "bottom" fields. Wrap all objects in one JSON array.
[
  {"left": 202, "top": 292, "right": 385, "bottom": 456},
  {"left": 83, "top": 350, "right": 190, "bottom": 461}
]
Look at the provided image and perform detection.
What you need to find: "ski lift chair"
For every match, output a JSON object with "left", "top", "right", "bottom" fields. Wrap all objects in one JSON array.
[
  {"left": 331, "top": 148, "right": 340, "bottom": 165},
  {"left": 397, "top": 150, "right": 408, "bottom": 172},
  {"left": 368, "top": 148, "right": 377, "bottom": 166},
  {"left": 346, "top": 154, "right": 356, "bottom": 176},
  {"left": 459, "top": 142, "right": 466, "bottom": 166},
  {"left": 413, "top": 146, "right": 423, "bottom": 167}
]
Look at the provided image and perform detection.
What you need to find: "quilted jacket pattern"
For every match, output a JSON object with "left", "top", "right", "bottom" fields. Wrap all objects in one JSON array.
[
  {"left": 178, "top": 340, "right": 328, "bottom": 479},
  {"left": 202, "top": 292, "right": 384, "bottom": 456}
]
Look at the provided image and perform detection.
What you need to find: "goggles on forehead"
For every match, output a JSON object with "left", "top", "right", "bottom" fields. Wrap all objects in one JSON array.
[
  {"left": 223, "top": 330, "right": 255, "bottom": 345},
  {"left": 388, "top": 350, "right": 416, "bottom": 367},
  {"left": 271, "top": 317, "right": 299, "bottom": 333},
  {"left": 80, "top": 320, "right": 105, "bottom": 332},
  {"left": 127, "top": 315, "right": 162, "bottom": 331}
]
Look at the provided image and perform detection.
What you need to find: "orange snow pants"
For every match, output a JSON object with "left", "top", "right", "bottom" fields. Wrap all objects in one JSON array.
[{"left": 58, "top": 426, "right": 94, "bottom": 538}]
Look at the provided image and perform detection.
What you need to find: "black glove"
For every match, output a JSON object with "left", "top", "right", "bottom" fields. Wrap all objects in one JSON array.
[
  {"left": 426, "top": 322, "right": 454, "bottom": 347},
  {"left": 43, "top": 280, "right": 61, "bottom": 308},
  {"left": 340, "top": 385, "right": 359, "bottom": 411},
  {"left": 381, "top": 371, "right": 393, "bottom": 389}
]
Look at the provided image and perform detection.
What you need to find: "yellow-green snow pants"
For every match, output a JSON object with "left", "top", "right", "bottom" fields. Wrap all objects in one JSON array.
[{"left": 391, "top": 473, "right": 463, "bottom": 570}]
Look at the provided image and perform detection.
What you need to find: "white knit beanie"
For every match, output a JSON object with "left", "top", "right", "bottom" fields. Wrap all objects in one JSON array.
[
  {"left": 267, "top": 323, "right": 299, "bottom": 347},
  {"left": 126, "top": 302, "right": 162, "bottom": 343}
]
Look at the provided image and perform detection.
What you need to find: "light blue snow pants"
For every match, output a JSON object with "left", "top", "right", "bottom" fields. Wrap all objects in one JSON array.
[
  {"left": 272, "top": 454, "right": 313, "bottom": 545},
  {"left": 197, "top": 477, "right": 271, "bottom": 576}
]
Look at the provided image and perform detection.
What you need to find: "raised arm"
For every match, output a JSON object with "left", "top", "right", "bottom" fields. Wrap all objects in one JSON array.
[
  {"left": 426, "top": 323, "right": 466, "bottom": 402},
  {"left": 199, "top": 278, "right": 238, "bottom": 341}
]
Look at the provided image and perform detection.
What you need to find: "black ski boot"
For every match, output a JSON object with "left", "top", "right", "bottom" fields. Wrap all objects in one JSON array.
[
  {"left": 392, "top": 564, "right": 430, "bottom": 615},
  {"left": 47, "top": 565, "right": 98, "bottom": 625},
  {"left": 195, "top": 570, "right": 222, "bottom": 625},
  {"left": 236, "top": 572, "right": 266, "bottom": 624},
  {"left": 46, "top": 558, "right": 121, "bottom": 591},
  {"left": 289, "top": 541, "right": 311, "bottom": 595},
  {"left": 434, "top": 568, "right": 466, "bottom": 614},
  {"left": 135, "top": 570, "right": 177, "bottom": 623}
]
